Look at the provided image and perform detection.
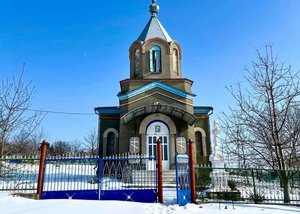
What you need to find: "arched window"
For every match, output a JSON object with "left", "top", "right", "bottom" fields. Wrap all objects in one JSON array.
[
  {"left": 195, "top": 131, "right": 203, "bottom": 156},
  {"left": 134, "top": 49, "right": 140, "bottom": 76},
  {"left": 107, "top": 132, "right": 115, "bottom": 156},
  {"left": 150, "top": 46, "right": 161, "bottom": 73},
  {"left": 172, "top": 49, "right": 178, "bottom": 74}
]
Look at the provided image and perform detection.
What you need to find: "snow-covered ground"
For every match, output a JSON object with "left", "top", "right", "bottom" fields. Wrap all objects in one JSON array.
[{"left": 1, "top": 189, "right": 300, "bottom": 214}]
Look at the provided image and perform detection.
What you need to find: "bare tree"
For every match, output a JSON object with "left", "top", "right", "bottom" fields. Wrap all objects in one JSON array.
[
  {"left": 9, "top": 131, "right": 31, "bottom": 155},
  {"left": 70, "top": 139, "right": 85, "bottom": 154},
  {"left": 49, "top": 141, "right": 71, "bottom": 156},
  {"left": 28, "top": 127, "right": 49, "bottom": 156},
  {"left": 83, "top": 128, "right": 98, "bottom": 156},
  {"left": 0, "top": 63, "right": 47, "bottom": 157},
  {"left": 221, "top": 44, "right": 300, "bottom": 203}
]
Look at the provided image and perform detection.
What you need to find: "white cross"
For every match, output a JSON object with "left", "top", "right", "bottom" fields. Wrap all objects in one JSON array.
[
  {"left": 66, "top": 193, "right": 75, "bottom": 200},
  {"left": 131, "top": 137, "right": 139, "bottom": 153},
  {"left": 124, "top": 192, "right": 134, "bottom": 201},
  {"left": 177, "top": 138, "right": 186, "bottom": 153}
]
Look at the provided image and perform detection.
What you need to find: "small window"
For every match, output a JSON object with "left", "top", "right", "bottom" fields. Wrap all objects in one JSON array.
[
  {"left": 107, "top": 132, "right": 115, "bottom": 156},
  {"left": 150, "top": 46, "right": 161, "bottom": 73},
  {"left": 134, "top": 49, "right": 140, "bottom": 76},
  {"left": 173, "top": 49, "right": 178, "bottom": 74},
  {"left": 195, "top": 131, "right": 203, "bottom": 156}
]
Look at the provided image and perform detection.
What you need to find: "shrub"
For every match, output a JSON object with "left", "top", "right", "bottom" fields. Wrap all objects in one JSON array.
[
  {"left": 247, "top": 191, "right": 267, "bottom": 203},
  {"left": 227, "top": 180, "right": 238, "bottom": 191}
]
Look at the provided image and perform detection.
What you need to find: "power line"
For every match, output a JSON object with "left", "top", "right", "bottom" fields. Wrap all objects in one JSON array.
[{"left": 20, "top": 108, "right": 95, "bottom": 116}]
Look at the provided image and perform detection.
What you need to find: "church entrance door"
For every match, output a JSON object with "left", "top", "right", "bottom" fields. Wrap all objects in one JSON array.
[{"left": 146, "top": 121, "right": 170, "bottom": 170}]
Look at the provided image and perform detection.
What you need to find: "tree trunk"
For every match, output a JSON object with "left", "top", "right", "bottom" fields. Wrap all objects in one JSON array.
[
  {"left": 1, "top": 132, "right": 6, "bottom": 158},
  {"left": 282, "top": 178, "right": 290, "bottom": 203}
]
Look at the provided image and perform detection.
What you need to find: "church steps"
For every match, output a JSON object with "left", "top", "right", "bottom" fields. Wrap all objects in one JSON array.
[{"left": 131, "top": 170, "right": 177, "bottom": 186}]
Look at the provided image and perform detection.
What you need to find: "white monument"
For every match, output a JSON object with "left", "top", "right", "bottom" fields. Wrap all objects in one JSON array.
[{"left": 208, "top": 119, "right": 230, "bottom": 192}]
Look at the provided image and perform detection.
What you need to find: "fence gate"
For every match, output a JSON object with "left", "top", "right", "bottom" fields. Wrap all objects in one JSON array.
[
  {"left": 175, "top": 156, "right": 191, "bottom": 206},
  {"left": 41, "top": 155, "right": 157, "bottom": 203}
]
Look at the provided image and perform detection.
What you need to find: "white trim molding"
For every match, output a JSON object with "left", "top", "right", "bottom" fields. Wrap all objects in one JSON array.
[
  {"left": 103, "top": 128, "right": 119, "bottom": 157},
  {"left": 194, "top": 127, "right": 207, "bottom": 157}
]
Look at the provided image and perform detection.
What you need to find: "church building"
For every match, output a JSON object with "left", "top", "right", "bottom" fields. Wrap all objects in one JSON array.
[{"left": 94, "top": 0, "right": 213, "bottom": 169}]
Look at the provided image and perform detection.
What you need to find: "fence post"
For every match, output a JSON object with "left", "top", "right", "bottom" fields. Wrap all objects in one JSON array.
[
  {"left": 37, "top": 140, "right": 48, "bottom": 199},
  {"left": 188, "top": 138, "right": 196, "bottom": 203},
  {"left": 156, "top": 138, "right": 163, "bottom": 204},
  {"left": 251, "top": 169, "right": 257, "bottom": 200}
]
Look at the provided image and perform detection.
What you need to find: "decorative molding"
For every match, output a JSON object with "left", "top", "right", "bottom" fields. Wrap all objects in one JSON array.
[
  {"left": 171, "top": 40, "right": 182, "bottom": 59},
  {"left": 194, "top": 127, "right": 207, "bottom": 157},
  {"left": 129, "top": 40, "right": 143, "bottom": 59},
  {"left": 119, "top": 78, "right": 194, "bottom": 85},
  {"left": 139, "top": 113, "right": 177, "bottom": 134},
  {"left": 103, "top": 128, "right": 119, "bottom": 138},
  {"left": 121, "top": 104, "right": 197, "bottom": 126},
  {"left": 194, "top": 127, "right": 206, "bottom": 137},
  {"left": 103, "top": 128, "right": 119, "bottom": 157},
  {"left": 193, "top": 106, "right": 213, "bottom": 114},
  {"left": 118, "top": 81, "right": 196, "bottom": 101},
  {"left": 119, "top": 91, "right": 194, "bottom": 107},
  {"left": 101, "top": 117, "right": 120, "bottom": 120},
  {"left": 196, "top": 116, "right": 208, "bottom": 119},
  {"left": 95, "top": 107, "right": 120, "bottom": 114},
  {"left": 142, "top": 38, "right": 171, "bottom": 54}
]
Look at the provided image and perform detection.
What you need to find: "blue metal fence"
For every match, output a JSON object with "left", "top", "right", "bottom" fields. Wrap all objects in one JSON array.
[
  {"left": 175, "top": 156, "right": 191, "bottom": 206},
  {"left": 41, "top": 154, "right": 158, "bottom": 202}
]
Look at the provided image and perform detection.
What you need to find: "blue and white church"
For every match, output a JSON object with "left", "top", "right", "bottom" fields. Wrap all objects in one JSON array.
[{"left": 95, "top": 0, "right": 213, "bottom": 169}]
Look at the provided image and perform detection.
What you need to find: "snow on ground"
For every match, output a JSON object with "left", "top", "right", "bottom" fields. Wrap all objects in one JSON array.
[{"left": 1, "top": 189, "right": 299, "bottom": 214}]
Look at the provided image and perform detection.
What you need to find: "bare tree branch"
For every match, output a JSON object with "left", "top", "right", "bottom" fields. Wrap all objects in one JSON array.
[
  {"left": 83, "top": 128, "right": 98, "bottom": 156},
  {"left": 220, "top": 44, "right": 300, "bottom": 203},
  {"left": 0, "top": 63, "right": 47, "bottom": 157}
]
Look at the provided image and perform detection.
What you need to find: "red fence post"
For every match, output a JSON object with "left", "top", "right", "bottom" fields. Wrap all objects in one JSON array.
[
  {"left": 188, "top": 138, "right": 196, "bottom": 203},
  {"left": 156, "top": 138, "right": 163, "bottom": 204},
  {"left": 37, "top": 139, "right": 48, "bottom": 199}
]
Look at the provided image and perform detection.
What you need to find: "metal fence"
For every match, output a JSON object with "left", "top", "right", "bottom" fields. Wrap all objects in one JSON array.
[
  {"left": 195, "top": 166, "right": 300, "bottom": 204},
  {"left": 0, "top": 156, "right": 40, "bottom": 193},
  {"left": 41, "top": 154, "right": 158, "bottom": 202},
  {"left": 175, "top": 156, "right": 191, "bottom": 206}
]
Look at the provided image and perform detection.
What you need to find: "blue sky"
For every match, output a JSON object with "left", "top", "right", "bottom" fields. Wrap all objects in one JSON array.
[{"left": 1, "top": 0, "right": 300, "bottom": 143}]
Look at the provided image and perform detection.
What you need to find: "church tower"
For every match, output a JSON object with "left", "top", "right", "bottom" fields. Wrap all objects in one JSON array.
[
  {"left": 129, "top": 0, "right": 182, "bottom": 79},
  {"left": 95, "top": 1, "right": 213, "bottom": 169}
]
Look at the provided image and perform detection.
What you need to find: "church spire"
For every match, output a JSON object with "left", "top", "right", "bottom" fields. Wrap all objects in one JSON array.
[
  {"left": 129, "top": 0, "right": 182, "bottom": 79},
  {"left": 138, "top": 0, "right": 172, "bottom": 43},
  {"left": 149, "top": 0, "right": 159, "bottom": 17}
]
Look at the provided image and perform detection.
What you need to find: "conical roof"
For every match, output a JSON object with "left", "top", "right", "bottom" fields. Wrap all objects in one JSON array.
[
  {"left": 137, "top": 0, "right": 172, "bottom": 43},
  {"left": 138, "top": 17, "right": 172, "bottom": 43}
]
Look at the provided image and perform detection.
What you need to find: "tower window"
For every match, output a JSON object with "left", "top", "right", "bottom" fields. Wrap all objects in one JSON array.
[
  {"left": 134, "top": 49, "right": 140, "bottom": 76},
  {"left": 173, "top": 49, "right": 178, "bottom": 74},
  {"left": 149, "top": 46, "right": 161, "bottom": 73}
]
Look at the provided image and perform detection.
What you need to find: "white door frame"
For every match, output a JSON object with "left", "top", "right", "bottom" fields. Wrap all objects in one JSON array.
[{"left": 146, "top": 121, "right": 170, "bottom": 170}]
